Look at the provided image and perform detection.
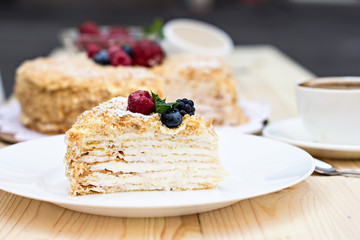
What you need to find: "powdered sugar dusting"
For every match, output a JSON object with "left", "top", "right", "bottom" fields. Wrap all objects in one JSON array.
[{"left": 87, "top": 97, "right": 153, "bottom": 120}]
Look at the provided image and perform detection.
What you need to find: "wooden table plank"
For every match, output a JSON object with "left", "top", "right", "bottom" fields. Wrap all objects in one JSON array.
[{"left": 0, "top": 45, "right": 359, "bottom": 239}]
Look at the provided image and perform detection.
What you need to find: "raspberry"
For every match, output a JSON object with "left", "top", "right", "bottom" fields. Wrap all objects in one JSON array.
[
  {"left": 79, "top": 21, "right": 100, "bottom": 35},
  {"left": 108, "top": 26, "right": 129, "bottom": 36},
  {"left": 127, "top": 90, "right": 155, "bottom": 115},
  {"left": 86, "top": 43, "right": 101, "bottom": 58},
  {"left": 175, "top": 98, "right": 195, "bottom": 116},
  {"left": 161, "top": 109, "right": 182, "bottom": 128},
  {"left": 107, "top": 45, "right": 122, "bottom": 57},
  {"left": 132, "top": 39, "right": 164, "bottom": 67},
  {"left": 110, "top": 49, "right": 132, "bottom": 66}
]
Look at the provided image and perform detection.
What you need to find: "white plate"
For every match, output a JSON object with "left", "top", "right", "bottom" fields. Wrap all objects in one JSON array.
[
  {"left": 0, "top": 99, "right": 269, "bottom": 142},
  {"left": 263, "top": 118, "right": 360, "bottom": 159},
  {"left": 0, "top": 131, "right": 314, "bottom": 217}
]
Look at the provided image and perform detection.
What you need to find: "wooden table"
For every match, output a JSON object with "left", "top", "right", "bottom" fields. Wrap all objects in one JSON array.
[{"left": 0, "top": 45, "right": 359, "bottom": 239}]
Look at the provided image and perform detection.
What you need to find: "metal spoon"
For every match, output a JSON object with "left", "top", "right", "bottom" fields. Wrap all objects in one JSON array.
[{"left": 314, "top": 158, "right": 360, "bottom": 176}]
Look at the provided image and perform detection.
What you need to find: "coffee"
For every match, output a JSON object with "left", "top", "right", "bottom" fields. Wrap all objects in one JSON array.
[{"left": 300, "top": 78, "right": 360, "bottom": 90}]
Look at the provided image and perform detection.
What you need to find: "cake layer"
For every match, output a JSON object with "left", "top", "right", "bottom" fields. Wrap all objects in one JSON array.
[
  {"left": 76, "top": 181, "right": 217, "bottom": 195},
  {"left": 79, "top": 153, "right": 216, "bottom": 164},
  {"left": 75, "top": 136, "right": 216, "bottom": 163},
  {"left": 84, "top": 170, "right": 225, "bottom": 188},
  {"left": 89, "top": 161, "right": 220, "bottom": 173},
  {"left": 73, "top": 169, "right": 225, "bottom": 195}
]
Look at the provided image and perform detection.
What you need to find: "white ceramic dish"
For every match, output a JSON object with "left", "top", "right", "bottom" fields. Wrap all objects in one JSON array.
[
  {"left": 0, "top": 99, "right": 269, "bottom": 142},
  {"left": 0, "top": 131, "right": 314, "bottom": 217},
  {"left": 263, "top": 118, "right": 360, "bottom": 159},
  {"left": 162, "top": 18, "right": 234, "bottom": 56}
]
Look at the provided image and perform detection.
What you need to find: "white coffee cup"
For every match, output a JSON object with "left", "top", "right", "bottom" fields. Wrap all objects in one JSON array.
[{"left": 295, "top": 77, "right": 360, "bottom": 145}]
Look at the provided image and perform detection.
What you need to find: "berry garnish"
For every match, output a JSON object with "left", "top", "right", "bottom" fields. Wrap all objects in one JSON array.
[
  {"left": 93, "top": 50, "right": 111, "bottom": 65},
  {"left": 86, "top": 43, "right": 101, "bottom": 58},
  {"left": 127, "top": 90, "right": 155, "bottom": 115},
  {"left": 79, "top": 21, "right": 100, "bottom": 35},
  {"left": 108, "top": 26, "right": 129, "bottom": 36},
  {"left": 110, "top": 50, "right": 132, "bottom": 66},
  {"left": 132, "top": 39, "right": 164, "bottom": 67},
  {"left": 107, "top": 45, "right": 122, "bottom": 57},
  {"left": 175, "top": 98, "right": 195, "bottom": 116},
  {"left": 151, "top": 92, "right": 178, "bottom": 114},
  {"left": 161, "top": 109, "right": 182, "bottom": 128},
  {"left": 121, "top": 44, "right": 133, "bottom": 58}
]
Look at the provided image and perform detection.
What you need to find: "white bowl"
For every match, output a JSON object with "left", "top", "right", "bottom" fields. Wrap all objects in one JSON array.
[{"left": 162, "top": 18, "right": 234, "bottom": 56}]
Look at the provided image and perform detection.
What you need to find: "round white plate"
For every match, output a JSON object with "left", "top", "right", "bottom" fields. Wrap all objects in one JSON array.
[
  {"left": 0, "top": 131, "right": 314, "bottom": 217},
  {"left": 0, "top": 99, "right": 269, "bottom": 142},
  {"left": 263, "top": 117, "right": 360, "bottom": 159}
]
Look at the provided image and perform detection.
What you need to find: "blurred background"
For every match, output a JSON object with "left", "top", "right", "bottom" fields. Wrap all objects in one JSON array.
[{"left": 1, "top": 0, "right": 360, "bottom": 98}]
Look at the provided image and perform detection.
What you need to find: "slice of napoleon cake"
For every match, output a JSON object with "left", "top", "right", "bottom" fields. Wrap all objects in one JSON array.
[{"left": 64, "top": 90, "right": 228, "bottom": 196}]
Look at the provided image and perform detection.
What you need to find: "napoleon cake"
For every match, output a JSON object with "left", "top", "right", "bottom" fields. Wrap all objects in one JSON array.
[
  {"left": 64, "top": 90, "right": 227, "bottom": 196},
  {"left": 155, "top": 55, "right": 247, "bottom": 126},
  {"left": 15, "top": 54, "right": 163, "bottom": 134}
]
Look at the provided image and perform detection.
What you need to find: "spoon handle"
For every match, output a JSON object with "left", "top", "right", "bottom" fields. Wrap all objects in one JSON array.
[{"left": 338, "top": 171, "right": 360, "bottom": 176}]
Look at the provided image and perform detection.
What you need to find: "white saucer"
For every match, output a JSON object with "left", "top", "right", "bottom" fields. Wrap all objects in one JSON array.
[{"left": 263, "top": 118, "right": 360, "bottom": 159}]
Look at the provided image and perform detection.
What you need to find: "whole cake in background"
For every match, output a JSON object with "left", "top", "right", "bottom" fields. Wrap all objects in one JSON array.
[
  {"left": 15, "top": 54, "right": 163, "bottom": 134},
  {"left": 65, "top": 90, "right": 227, "bottom": 196},
  {"left": 14, "top": 21, "right": 247, "bottom": 134}
]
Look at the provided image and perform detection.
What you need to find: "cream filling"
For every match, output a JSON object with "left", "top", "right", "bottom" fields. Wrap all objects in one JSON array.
[
  {"left": 77, "top": 136, "right": 217, "bottom": 163},
  {"left": 90, "top": 161, "right": 219, "bottom": 173},
  {"left": 83, "top": 170, "right": 225, "bottom": 191},
  {"left": 80, "top": 149, "right": 217, "bottom": 163},
  {"left": 83, "top": 133, "right": 216, "bottom": 145}
]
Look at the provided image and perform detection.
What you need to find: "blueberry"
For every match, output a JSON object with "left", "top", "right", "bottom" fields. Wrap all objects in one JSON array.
[
  {"left": 175, "top": 98, "right": 195, "bottom": 116},
  {"left": 161, "top": 109, "right": 182, "bottom": 128},
  {"left": 180, "top": 110, "right": 187, "bottom": 116},
  {"left": 122, "top": 44, "right": 133, "bottom": 57},
  {"left": 177, "top": 101, "right": 185, "bottom": 109},
  {"left": 93, "top": 50, "right": 110, "bottom": 65}
]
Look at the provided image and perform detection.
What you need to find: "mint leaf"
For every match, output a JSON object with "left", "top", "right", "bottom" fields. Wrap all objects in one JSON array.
[
  {"left": 156, "top": 102, "right": 178, "bottom": 114},
  {"left": 144, "top": 18, "right": 164, "bottom": 39},
  {"left": 151, "top": 91, "right": 178, "bottom": 114}
]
